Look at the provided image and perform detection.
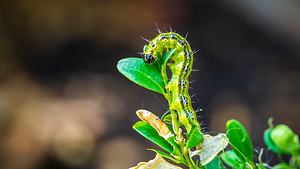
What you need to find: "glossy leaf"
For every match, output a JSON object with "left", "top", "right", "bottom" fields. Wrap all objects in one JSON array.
[
  {"left": 226, "top": 119, "right": 254, "bottom": 162},
  {"left": 160, "top": 49, "right": 176, "bottom": 86},
  {"left": 271, "top": 124, "right": 299, "bottom": 154},
  {"left": 264, "top": 129, "right": 283, "bottom": 154},
  {"left": 221, "top": 150, "right": 244, "bottom": 169},
  {"left": 186, "top": 126, "right": 204, "bottom": 148},
  {"left": 133, "top": 121, "right": 173, "bottom": 153},
  {"left": 162, "top": 48, "right": 176, "bottom": 67},
  {"left": 190, "top": 133, "right": 229, "bottom": 165},
  {"left": 162, "top": 114, "right": 172, "bottom": 125},
  {"left": 204, "top": 157, "right": 225, "bottom": 169},
  {"left": 117, "top": 57, "right": 165, "bottom": 94},
  {"left": 149, "top": 149, "right": 182, "bottom": 164},
  {"left": 273, "top": 163, "right": 294, "bottom": 169},
  {"left": 129, "top": 154, "right": 182, "bottom": 169},
  {"left": 256, "top": 163, "right": 266, "bottom": 169}
]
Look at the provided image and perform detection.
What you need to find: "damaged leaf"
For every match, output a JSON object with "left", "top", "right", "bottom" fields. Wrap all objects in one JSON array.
[
  {"left": 190, "top": 133, "right": 229, "bottom": 166},
  {"left": 129, "top": 154, "right": 182, "bottom": 169}
]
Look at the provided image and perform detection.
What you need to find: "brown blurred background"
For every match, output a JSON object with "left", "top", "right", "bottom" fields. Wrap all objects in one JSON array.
[{"left": 0, "top": 0, "right": 300, "bottom": 168}]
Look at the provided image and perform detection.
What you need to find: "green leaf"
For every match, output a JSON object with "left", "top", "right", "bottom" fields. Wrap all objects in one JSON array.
[
  {"left": 117, "top": 57, "right": 165, "bottom": 94},
  {"left": 162, "top": 48, "right": 176, "bottom": 67},
  {"left": 148, "top": 149, "right": 182, "bottom": 164},
  {"left": 204, "top": 157, "right": 225, "bottom": 169},
  {"left": 165, "top": 136, "right": 182, "bottom": 156},
  {"left": 130, "top": 154, "right": 182, "bottom": 169},
  {"left": 186, "top": 126, "right": 204, "bottom": 148},
  {"left": 161, "top": 110, "right": 172, "bottom": 125},
  {"left": 226, "top": 119, "right": 254, "bottom": 162},
  {"left": 264, "top": 128, "right": 283, "bottom": 154},
  {"left": 162, "top": 114, "right": 172, "bottom": 125},
  {"left": 271, "top": 124, "right": 299, "bottom": 154},
  {"left": 133, "top": 121, "right": 173, "bottom": 153},
  {"left": 160, "top": 49, "right": 176, "bottom": 86},
  {"left": 273, "top": 163, "right": 294, "bottom": 169},
  {"left": 190, "top": 133, "right": 229, "bottom": 166},
  {"left": 256, "top": 163, "right": 266, "bottom": 169},
  {"left": 220, "top": 150, "right": 244, "bottom": 169}
]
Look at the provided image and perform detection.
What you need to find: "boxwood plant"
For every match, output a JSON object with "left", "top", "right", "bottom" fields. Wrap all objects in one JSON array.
[{"left": 116, "top": 32, "right": 300, "bottom": 169}]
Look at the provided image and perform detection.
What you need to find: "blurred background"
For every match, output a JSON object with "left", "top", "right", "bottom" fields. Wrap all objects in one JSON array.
[{"left": 0, "top": 0, "right": 300, "bottom": 168}]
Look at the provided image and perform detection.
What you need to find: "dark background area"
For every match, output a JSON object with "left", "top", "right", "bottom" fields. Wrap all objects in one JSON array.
[{"left": 0, "top": 0, "right": 299, "bottom": 168}]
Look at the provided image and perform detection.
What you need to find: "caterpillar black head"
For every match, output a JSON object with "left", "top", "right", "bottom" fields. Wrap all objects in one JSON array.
[{"left": 143, "top": 54, "right": 155, "bottom": 64}]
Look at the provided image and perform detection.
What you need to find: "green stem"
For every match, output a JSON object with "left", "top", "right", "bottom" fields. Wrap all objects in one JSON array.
[
  {"left": 180, "top": 139, "right": 195, "bottom": 168},
  {"left": 170, "top": 109, "right": 179, "bottom": 138},
  {"left": 168, "top": 105, "right": 198, "bottom": 169}
]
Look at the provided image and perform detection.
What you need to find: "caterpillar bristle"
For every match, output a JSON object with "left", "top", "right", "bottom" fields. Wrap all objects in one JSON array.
[
  {"left": 196, "top": 116, "right": 204, "bottom": 121},
  {"left": 185, "top": 32, "right": 189, "bottom": 39},
  {"left": 191, "top": 93, "right": 198, "bottom": 99},
  {"left": 195, "top": 107, "right": 203, "bottom": 113},
  {"left": 154, "top": 23, "right": 163, "bottom": 34},
  {"left": 140, "top": 35, "right": 150, "bottom": 42},
  {"left": 193, "top": 49, "right": 200, "bottom": 54},
  {"left": 168, "top": 25, "right": 173, "bottom": 32},
  {"left": 192, "top": 69, "right": 201, "bottom": 72},
  {"left": 189, "top": 80, "right": 198, "bottom": 84}
]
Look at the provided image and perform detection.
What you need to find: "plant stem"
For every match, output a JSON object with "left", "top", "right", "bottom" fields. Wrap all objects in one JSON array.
[
  {"left": 180, "top": 141, "right": 194, "bottom": 168},
  {"left": 170, "top": 109, "right": 196, "bottom": 169},
  {"left": 170, "top": 109, "right": 179, "bottom": 137}
]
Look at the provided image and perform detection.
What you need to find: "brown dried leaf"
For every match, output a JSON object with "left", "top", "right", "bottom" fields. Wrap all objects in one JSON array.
[
  {"left": 136, "top": 109, "right": 173, "bottom": 140},
  {"left": 129, "top": 154, "right": 182, "bottom": 169}
]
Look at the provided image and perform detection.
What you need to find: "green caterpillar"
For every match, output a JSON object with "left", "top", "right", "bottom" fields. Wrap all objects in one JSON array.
[{"left": 143, "top": 32, "right": 199, "bottom": 132}]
